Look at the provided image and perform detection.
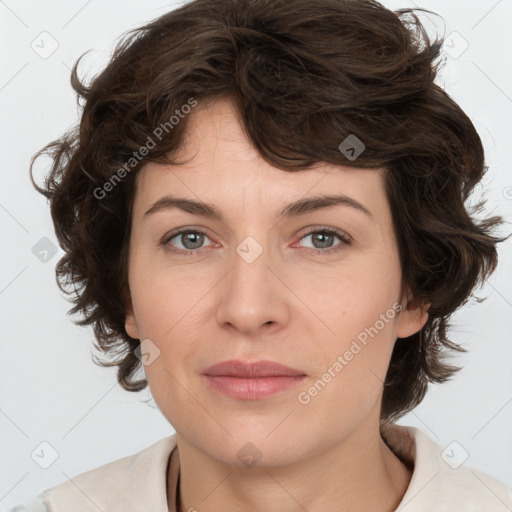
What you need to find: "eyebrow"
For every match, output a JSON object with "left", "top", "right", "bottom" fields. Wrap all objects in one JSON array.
[{"left": 143, "top": 194, "right": 373, "bottom": 221}]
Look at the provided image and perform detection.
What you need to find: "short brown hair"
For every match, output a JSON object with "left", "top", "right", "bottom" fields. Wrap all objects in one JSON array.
[{"left": 30, "top": 0, "right": 509, "bottom": 424}]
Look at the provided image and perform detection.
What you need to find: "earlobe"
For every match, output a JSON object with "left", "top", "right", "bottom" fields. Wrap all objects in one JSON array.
[
  {"left": 125, "top": 303, "right": 140, "bottom": 340},
  {"left": 395, "top": 295, "right": 430, "bottom": 339}
]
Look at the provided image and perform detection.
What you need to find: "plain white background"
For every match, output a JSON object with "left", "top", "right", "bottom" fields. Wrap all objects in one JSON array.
[{"left": 1, "top": 0, "right": 511, "bottom": 508}]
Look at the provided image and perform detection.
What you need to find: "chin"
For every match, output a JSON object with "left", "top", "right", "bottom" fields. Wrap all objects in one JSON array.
[{"left": 196, "top": 424, "right": 306, "bottom": 467}]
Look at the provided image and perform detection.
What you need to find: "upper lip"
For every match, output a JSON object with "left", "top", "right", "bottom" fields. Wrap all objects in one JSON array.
[{"left": 203, "top": 359, "right": 306, "bottom": 378}]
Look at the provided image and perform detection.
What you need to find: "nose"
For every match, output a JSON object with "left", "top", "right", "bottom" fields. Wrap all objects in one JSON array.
[{"left": 215, "top": 236, "right": 291, "bottom": 335}]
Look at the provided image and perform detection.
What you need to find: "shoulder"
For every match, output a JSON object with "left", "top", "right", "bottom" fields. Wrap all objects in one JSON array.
[
  {"left": 39, "top": 434, "right": 177, "bottom": 512},
  {"left": 383, "top": 424, "right": 512, "bottom": 511}
]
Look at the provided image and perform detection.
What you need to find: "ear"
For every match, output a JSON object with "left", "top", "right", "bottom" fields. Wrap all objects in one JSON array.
[
  {"left": 395, "top": 290, "right": 430, "bottom": 339},
  {"left": 125, "top": 301, "right": 140, "bottom": 340}
]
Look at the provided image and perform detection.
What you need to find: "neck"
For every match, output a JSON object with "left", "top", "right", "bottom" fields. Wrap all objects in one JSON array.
[{"left": 168, "top": 421, "right": 412, "bottom": 512}]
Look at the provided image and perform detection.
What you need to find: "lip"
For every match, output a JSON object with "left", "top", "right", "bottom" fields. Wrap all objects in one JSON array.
[
  {"left": 203, "top": 359, "right": 306, "bottom": 378},
  {"left": 202, "top": 359, "right": 307, "bottom": 400}
]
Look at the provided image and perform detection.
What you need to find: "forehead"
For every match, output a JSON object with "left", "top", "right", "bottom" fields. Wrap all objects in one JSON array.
[{"left": 133, "top": 98, "right": 389, "bottom": 224}]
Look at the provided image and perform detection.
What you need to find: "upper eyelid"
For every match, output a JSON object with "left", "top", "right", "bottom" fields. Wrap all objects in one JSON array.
[{"left": 164, "top": 226, "right": 348, "bottom": 238}]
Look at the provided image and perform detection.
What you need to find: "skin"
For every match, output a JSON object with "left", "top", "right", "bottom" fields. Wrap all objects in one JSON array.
[{"left": 125, "top": 97, "right": 429, "bottom": 512}]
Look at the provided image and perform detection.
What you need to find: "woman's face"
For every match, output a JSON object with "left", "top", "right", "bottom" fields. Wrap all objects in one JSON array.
[{"left": 125, "top": 98, "right": 427, "bottom": 466}]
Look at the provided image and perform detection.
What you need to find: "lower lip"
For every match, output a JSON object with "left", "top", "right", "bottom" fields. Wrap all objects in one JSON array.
[{"left": 202, "top": 375, "right": 306, "bottom": 400}]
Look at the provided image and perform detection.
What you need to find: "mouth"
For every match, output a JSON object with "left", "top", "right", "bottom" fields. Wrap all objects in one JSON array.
[{"left": 202, "top": 359, "right": 307, "bottom": 400}]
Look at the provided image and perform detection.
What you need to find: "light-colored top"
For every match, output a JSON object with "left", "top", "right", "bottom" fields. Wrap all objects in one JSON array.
[{"left": 9, "top": 424, "right": 512, "bottom": 511}]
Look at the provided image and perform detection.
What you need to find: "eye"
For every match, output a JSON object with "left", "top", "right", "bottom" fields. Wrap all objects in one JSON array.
[
  {"left": 162, "top": 228, "right": 213, "bottom": 254},
  {"left": 296, "top": 227, "right": 351, "bottom": 253},
  {"left": 161, "top": 226, "right": 351, "bottom": 255}
]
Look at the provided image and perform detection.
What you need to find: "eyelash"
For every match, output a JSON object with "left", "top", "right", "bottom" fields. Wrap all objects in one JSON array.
[{"left": 161, "top": 227, "right": 352, "bottom": 256}]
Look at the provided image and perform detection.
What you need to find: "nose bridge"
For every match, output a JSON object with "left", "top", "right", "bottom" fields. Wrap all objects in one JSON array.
[{"left": 215, "top": 229, "right": 289, "bottom": 333}]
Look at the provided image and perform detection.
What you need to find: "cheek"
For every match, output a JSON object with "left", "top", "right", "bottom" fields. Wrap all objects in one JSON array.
[
  {"left": 317, "top": 260, "right": 401, "bottom": 339},
  {"left": 309, "top": 263, "right": 402, "bottom": 387},
  {"left": 130, "top": 262, "right": 207, "bottom": 339},
  {"left": 130, "top": 271, "right": 211, "bottom": 387},
  {"left": 299, "top": 306, "right": 400, "bottom": 429}
]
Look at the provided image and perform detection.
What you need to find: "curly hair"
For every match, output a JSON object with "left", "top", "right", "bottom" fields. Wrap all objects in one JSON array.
[{"left": 30, "top": 0, "right": 509, "bottom": 424}]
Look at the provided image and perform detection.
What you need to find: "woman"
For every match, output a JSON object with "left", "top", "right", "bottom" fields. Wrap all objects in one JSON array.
[{"left": 18, "top": 0, "right": 512, "bottom": 510}]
